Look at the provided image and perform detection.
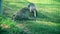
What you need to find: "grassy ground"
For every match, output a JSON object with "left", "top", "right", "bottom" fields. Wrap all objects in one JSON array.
[{"left": 0, "top": 0, "right": 60, "bottom": 34}]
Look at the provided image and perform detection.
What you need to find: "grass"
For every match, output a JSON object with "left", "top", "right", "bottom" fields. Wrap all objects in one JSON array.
[{"left": 0, "top": 0, "right": 60, "bottom": 34}]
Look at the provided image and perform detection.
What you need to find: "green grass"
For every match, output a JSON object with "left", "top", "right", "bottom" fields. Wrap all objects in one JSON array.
[{"left": 0, "top": 0, "right": 60, "bottom": 34}]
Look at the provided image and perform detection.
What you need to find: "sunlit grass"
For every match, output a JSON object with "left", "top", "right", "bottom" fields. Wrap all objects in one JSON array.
[
  {"left": 27, "top": 0, "right": 60, "bottom": 4},
  {"left": 1, "top": 0, "right": 60, "bottom": 34}
]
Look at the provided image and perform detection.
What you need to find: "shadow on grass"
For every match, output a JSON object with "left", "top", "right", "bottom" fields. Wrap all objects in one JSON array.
[
  {"left": 36, "top": 11, "right": 60, "bottom": 23},
  {"left": 54, "top": 0, "right": 60, "bottom": 2}
]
